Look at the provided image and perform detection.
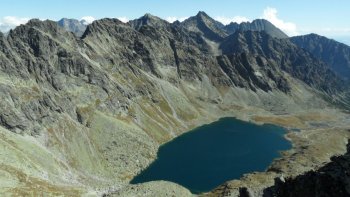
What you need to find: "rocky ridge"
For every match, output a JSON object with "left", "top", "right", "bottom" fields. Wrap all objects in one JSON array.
[
  {"left": 291, "top": 33, "right": 350, "bottom": 80},
  {"left": 263, "top": 139, "right": 350, "bottom": 197},
  {"left": 224, "top": 19, "right": 288, "bottom": 39}
]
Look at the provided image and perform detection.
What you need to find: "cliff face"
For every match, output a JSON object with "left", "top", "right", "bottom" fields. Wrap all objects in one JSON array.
[
  {"left": 0, "top": 13, "right": 349, "bottom": 196},
  {"left": 221, "top": 31, "right": 344, "bottom": 94},
  {"left": 291, "top": 34, "right": 350, "bottom": 80}
]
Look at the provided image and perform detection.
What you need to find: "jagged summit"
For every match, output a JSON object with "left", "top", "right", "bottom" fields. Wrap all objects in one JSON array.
[
  {"left": 143, "top": 13, "right": 159, "bottom": 19},
  {"left": 197, "top": 11, "right": 207, "bottom": 15},
  {"left": 6, "top": 18, "right": 78, "bottom": 59},
  {"left": 181, "top": 11, "right": 227, "bottom": 42},
  {"left": 225, "top": 19, "right": 288, "bottom": 39},
  {"left": 87, "top": 17, "right": 125, "bottom": 27},
  {"left": 180, "top": 12, "right": 287, "bottom": 42},
  {"left": 9, "top": 18, "right": 69, "bottom": 38},
  {"left": 195, "top": 11, "right": 226, "bottom": 30},
  {"left": 52, "top": 12, "right": 289, "bottom": 41},
  {"left": 20, "top": 18, "right": 59, "bottom": 31},
  {"left": 129, "top": 13, "right": 170, "bottom": 30},
  {"left": 57, "top": 18, "right": 87, "bottom": 37},
  {"left": 196, "top": 11, "right": 213, "bottom": 19},
  {"left": 26, "top": 18, "right": 42, "bottom": 24},
  {"left": 81, "top": 18, "right": 128, "bottom": 39},
  {"left": 181, "top": 12, "right": 288, "bottom": 41}
]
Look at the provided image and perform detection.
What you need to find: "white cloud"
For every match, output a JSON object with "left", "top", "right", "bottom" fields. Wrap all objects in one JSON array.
[
  {"left": 262, "top": 7, "right": 298, "bottom": 36},
  {"left": 116, "top": 17, "right": 129, "bottom": 23},
  {"left": 0, "top": 16, "right": 30, "bottom": 32},
  {"left": 81, "top": 16, "right": 95, "bottom": 25},
  {"left": 165, "top": 16, "right": 188, "bottom": 23},
  {"left": 214, "top": 16, "right": 250, "bottom": 25}
]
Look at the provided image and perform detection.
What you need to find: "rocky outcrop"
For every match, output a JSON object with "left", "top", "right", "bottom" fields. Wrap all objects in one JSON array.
[
  {"left": 57, "top": 18, "right": 87, "bottom": 37},
  {"left": 264, "top": 140, "right": 350, "bottom": 197},
  {"left": 291, "top": 34, "right": 350, "bottom": 80},
  {"left": 216, "top": 53, "right": 290, "bottom": 93}
]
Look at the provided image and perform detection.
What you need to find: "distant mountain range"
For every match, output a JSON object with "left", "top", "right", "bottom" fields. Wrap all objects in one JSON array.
[
  {"left": 56, "top": 12, "right": 288, "bottom": 40},
  {"left": 57, "top": 18, "right": 87, "bottom": 37},
  {"left": 56, "top": 15, "right": 350, "bottom": 82}
]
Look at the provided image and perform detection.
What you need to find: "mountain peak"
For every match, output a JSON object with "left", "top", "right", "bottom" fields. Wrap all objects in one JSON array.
[
  {"left": 196, "top": 11, "right": 209, "bottom": 18},
  {"left": 224, "top": 19, "right": 288, "bottom": 39},
  {"left": 143, "top": 13, "right": 157, "bottom": 18},
  {"left": 181, "top": 11, "right": 227, "bottom": 41},
  {"left": 57, "top": 18, "right": 87, "bottom": 37},
  {"left": 194, "top": 11, "right": 220, "bottom": 24},
  {"left": 129, "top": 13, "right": 169, "bottom": 30},
  {"left": 81, "top": 18, "right": 131, "bottom": 39},
  {"left": 58, "top": 18, "right": 79, "bottom": 22},
  {"left": 250, "top": 19, "right": 280, "bottom": 28},
  {"left": 252, "top": 18, "right": 270, "bottom": 23},
  {"left": 139, "top": 13, "right": 166, "bottom": 24},
  {"left": 17, "top": 19, "right": 61, "bottom": 34},
  {"left": 26, "top": 18, "right": 45, "bottom": 26}
]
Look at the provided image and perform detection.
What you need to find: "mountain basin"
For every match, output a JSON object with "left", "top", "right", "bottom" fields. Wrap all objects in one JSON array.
[{"left": 131, "top": 117, "right": 292, "bottom": 194}]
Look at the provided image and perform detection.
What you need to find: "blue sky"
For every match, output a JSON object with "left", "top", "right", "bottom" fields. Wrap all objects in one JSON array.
[{"left": 0, "top": 0, "right": 349, "bottom": 44}]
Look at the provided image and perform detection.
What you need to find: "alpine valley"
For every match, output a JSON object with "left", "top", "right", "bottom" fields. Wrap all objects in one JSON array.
[{"left": 0, "top": 11, "right": 350, "bottom": 196}]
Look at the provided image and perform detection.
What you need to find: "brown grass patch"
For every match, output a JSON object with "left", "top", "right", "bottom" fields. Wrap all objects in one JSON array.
[
  {"left": 253, "top": 116, "right": 306, "bottom": 128},
  {"left": 297, "top": 112, "right": 332, "bottom": 122}
]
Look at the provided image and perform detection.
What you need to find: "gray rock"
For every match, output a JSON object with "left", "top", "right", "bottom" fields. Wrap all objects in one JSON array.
[
  {"left": 57, "top": 18, "right": 87, "bottom": 37},
  {"left": 225, "top": 19, "right": 289, "bottom": 39},
  {"left": 291, "top": 33, "right": 350, "bottom": 80}
]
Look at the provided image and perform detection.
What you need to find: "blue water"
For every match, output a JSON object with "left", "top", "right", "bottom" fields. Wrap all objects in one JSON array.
[{"left": 131, "top": 117, "right": 291, "bottom": 194}]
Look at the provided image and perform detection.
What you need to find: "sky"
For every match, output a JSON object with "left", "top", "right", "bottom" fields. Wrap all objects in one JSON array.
[{"left": 0, "top": 0, "right": 349, "bottom": 44}]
